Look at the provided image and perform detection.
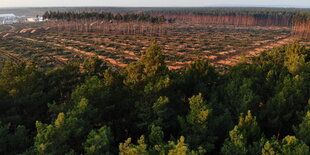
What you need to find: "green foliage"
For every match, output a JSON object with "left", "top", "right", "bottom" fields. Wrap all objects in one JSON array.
[
  {"left": 284, "top": 42, "right": 306, "bottom": 75},
  {"left": 82, "top": 56, "right": 107, "bottom": 77},
  {"left": 0, "top": 61, "right": 48, "bottom": 128},
  {"left": 186, "top": 93, "right": 211, "bottom": 130},
  {"left": 294, "top": 111, "right": 310, "bottom": 146},
  {"left": 83, "top": 126, "right": 113, "bottom": 155},
  {"left": 262, "top": 136, "right": 309, "bottom": 155},
  {"left": 71, "top": 76, "right": 107, "bottom": 105},
  {"left": 223, "top": 64, "right": 260, "bottom": 119},
  {"left": 167, "top": 136, "right": 206, "bottom": 155},
  {"left": 183, "top": 58, "right": 218, "bottom": 96},
  {"left": 153, "top": 136, "right": 206, "bottom": 155},
  {"left": 221, "top": 111, "right": 261, "bottom": 155},
  {"left": 0, "top": 42, "right": 309, "bottom": 154},
  {"left": 35, "top": 98, "right": 92, "bottom": 154},
  {"left": 122, "top": 42, "right": 173, "bottom": 139},
  {"left": 44, "top": 11, "right": 170, "bottom": 23},
  {"left": 168, "top": 136, "right": 190, "bottom": 155},
  {"left": 178, "top": 93, "right": 215, "bottom": 152},
  {"left": 148, "top": 125, "right": 164, "bottom": 145},
  {"left": 261, "top": 73, "right": 307, "bottom": 136},
  {"left": 122, "top": 41, "right": 170, "bottom": 93},
  {"left": 119, "top": 136, "right": 148, "bottom": 155},
  {"left": 0, "top": 122, "right": 30, "bottom": 155},
  {"left": 45, "top": 62, "right": 81, "bottom": 104}
]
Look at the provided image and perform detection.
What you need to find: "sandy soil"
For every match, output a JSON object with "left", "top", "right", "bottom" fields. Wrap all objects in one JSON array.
[{"left": 215, "top": 35, "right": 297, "bottom": 66}]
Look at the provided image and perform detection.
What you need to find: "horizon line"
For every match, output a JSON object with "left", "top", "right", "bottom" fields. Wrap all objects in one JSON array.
[{"left": 0, "top": 5, "right": 310, "bottom": 9}]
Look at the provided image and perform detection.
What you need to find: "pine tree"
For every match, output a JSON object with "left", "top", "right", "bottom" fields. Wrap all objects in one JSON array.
[
  {"left": 183, "top": 58, "right": 218, "bottom": 96},
  {"left": 35, "top": 98, "right": 92, "bottom": 154},
  {"left": 178, "top": 93, "right": 214, "bottom": 151},
  {"left": 119, "top": 136, "right": 148, "bottom": 155},
  {"left": 294, "top": 111, "right": 310, "bottom": 146},
  {"left": 221, "top": 110, "right": 261, "bottom": 155},
  {"left": 122, "top": 41, "right": 169, "bottom": 92},
  {"left": 83, "top": 126, "right": 114, "bottom": 155},
  {"left": 262, "top": 136, "right": 309, "bottom": 155},
  {"left": 0, "top": 122, "right": 30, "bottom": 155},
  {"left": 284, "top": 42, "right": 306, "bottom": 75},
  {"left": 148, "top": 125, "right": 164, "bottom": 145}
]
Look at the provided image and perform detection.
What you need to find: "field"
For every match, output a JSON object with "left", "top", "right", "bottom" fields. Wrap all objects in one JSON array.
[{"left": 1, "top": 21, "right": 301, "bottom": 70}]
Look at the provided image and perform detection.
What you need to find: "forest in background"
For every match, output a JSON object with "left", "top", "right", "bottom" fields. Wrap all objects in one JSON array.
[
  {"left": 0, "top": 41, "right": 309, "bottom": 154},
  {"left": 38, "top": 8, "right": 310, "bottom": 39},
  {"left": 3, "top": 7, "right": 310, "bottom": 38}
]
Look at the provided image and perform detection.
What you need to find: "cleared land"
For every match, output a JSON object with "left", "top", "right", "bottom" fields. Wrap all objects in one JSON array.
[{"left": 0, "top": 22, "right": 306, "bottom": 69}]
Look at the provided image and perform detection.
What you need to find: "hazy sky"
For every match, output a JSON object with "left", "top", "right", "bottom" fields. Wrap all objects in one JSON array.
[{"left": 1, "top": 0, "right": 310, "bottom": 8}]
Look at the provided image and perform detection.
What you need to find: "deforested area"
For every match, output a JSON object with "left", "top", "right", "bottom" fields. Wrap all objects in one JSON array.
[{"left": 0, "top": 6, "right": 310, "bottom": 155}]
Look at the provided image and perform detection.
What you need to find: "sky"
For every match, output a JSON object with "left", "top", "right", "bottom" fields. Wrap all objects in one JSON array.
[{"left": 1, "top": 0, "right": 310, "bottom": 8}]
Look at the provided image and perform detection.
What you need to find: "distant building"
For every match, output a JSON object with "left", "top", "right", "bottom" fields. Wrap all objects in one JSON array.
[
  {"left": 27, "top": 18, "right": 37, "bottom": 22},
  {"left": 0, "top": 14, "right": 17, "bottom": 25},
  {"left": 2, "top": 20, "right": 14, "bottom": 25},
  {"left": 27, "top": 16, "right": 44, "bottom": 22},
  {"left": 38, "top": 17, "right": 44, "bottom": 22},
  {"left": 0, "top": 14, "right": 16, "bottom": 18}
]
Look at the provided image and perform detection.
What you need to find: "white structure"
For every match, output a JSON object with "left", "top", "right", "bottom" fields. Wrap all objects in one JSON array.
[
  {"left": 27, "top": 16, "right": 44, "bottom": 22},
  {"left": 0, "top": 14, "right": 16, "bottom": 18},
  {"left": 2, "top": 20, "right": 14, "bottom": 25},
  {"left": 27, "top": 18, "right": 37, "bottom": 22},
  {"left": 0, "top": 14, "right": 17, "bottom": 25}
]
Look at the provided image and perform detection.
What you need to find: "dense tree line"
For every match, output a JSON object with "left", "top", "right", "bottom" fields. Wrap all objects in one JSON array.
[
  {"left": 293, "top": 13, "right": 310, "bottom": 39},
  {"left": 41, "top": 8, "right": 310, "bottom": 27},
  {"left": 41, "top": 9, "right": 310, "bottom": 38},
  {"left": 162, "top": 14, "right": 291, "bottom": 26},
  {"left": 43, "top": 11, "right": 172, "bottom": 23},
  {"left": 144, "top": 7, "right": 310, "bottom": 27},
  {"left": 0, "top": 42, "right": 309, "bottom": 154},
  {"left": 148, "top": 8, "right": 299, "bottom": 26}
]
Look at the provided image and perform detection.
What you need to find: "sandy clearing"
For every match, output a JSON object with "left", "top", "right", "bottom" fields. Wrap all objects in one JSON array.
[
  {"left": 52, "top": 37, "right": 138, "bottom": 60},
  {"left": 216, "top": 35, "right": 296, "bottom": 66},
  {"left": 16, "top": 36, "right": 127, "bottom": 67}
]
